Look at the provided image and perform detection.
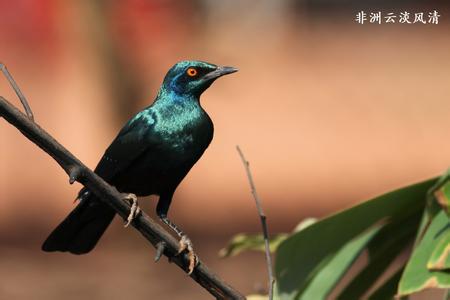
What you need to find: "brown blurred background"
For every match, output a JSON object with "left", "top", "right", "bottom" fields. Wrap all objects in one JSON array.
[{"left": 0, "top": 1, "right": 449, "bottom": 299}]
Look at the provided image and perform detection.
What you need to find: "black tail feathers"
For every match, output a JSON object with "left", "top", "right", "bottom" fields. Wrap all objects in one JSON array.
[{"left": 42, "top": 197, "right": 116, "bottom": 254}]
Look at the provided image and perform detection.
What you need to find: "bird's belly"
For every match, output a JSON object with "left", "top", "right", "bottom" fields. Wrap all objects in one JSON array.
[{"left": 113, "top": 137, "right": 208, "bottom": 196}]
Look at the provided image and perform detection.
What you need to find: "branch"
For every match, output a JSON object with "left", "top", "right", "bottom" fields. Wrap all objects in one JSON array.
[
  {"left": 236, "top": 146, "right": 274, "bottom": 300},
  {"left": 0, "top": 95, "right": 245, "bottom": 299},
  {"left": 0, "top": 63, "right": 34, "bottom": 121}
]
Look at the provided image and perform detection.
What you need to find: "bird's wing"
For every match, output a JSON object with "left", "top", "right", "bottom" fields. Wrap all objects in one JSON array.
[{"left": 94, "top": 110, "right": 157, "bottom": 181}]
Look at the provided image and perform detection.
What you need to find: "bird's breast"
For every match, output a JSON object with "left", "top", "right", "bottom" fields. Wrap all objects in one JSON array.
[
  {"left": 152, "top": 103, "right": 213, "bottom": 153},
  {"left": 164, "top": 115, "right": 213, "bottom": 156},
  {"left": 111, "top": 102, "right": 214, "bottom": 196}
]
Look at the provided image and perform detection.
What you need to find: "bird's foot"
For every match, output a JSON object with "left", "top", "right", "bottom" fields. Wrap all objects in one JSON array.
[
  {"left": 178, "top": 235, "right": 198, "bottom": 275},
  {"left": 122, "top": 193, "right": 141, "bottom": 227}
]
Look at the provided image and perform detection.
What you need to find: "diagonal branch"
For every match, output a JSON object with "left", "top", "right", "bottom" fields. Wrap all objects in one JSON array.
[
  {"left": 0, "top": 96, "right": 245, "bottom": 300},
  {"left": 0, "top": 63, "right": 34, "bottom": 121},
  {"left": 236, "top": 145, "right": 274, "bottom": 300}
]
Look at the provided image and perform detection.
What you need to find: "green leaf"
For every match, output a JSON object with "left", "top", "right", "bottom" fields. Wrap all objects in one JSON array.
[
  {"left": 398, "top": 210, "right": 450, "bottom": 296},
  {"left": 293, "top": 218, "right": 317, "bottom": 232},
  {"left": 247, "top": 295, "right": 269, "bottom": 300},
  {"left": 337, "top": 211, "right": 421, "bottom": 299},
  {"left": 219, "top": 233, "right": 288, "bottom": 257},
  {"left": 434, "top": 179, "right": 450, "bottom": 216},
  {"left": 299, "top": 225, "right": 382, "bottom": 299},
  {"left": 427, "top": 226, "right": 450, "bottom": 271},
  {"left": 219, "top": 218, "right": 316, "bottom": 258},
  {"left": 367, "top": 267, "right": 405, "bottom": 300},
  {"left": 413, "top": 170, "right": 449, "bottom": 260},
  {"left": 275, "top": 178, "right": 436, "bottom": 300},
  {"left": 421, "top": 169, "right": 450, "bottom": 236}
]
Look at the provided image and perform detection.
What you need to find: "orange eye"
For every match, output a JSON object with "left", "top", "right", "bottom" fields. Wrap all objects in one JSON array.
[{"left": 186, "top": 67, "right": 198, "bottom": 77}]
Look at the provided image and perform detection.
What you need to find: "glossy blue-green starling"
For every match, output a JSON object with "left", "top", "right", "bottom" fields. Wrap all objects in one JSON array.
[{"left": 42, "top": 60, "right": 237, "bottom": 273}]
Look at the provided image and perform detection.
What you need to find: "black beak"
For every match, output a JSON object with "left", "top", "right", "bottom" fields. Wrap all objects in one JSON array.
[{"left": 203, "top": 66, "right": 238, "bottom": 81}]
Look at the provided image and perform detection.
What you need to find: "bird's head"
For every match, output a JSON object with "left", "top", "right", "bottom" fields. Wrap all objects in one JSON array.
[{"left": 161, "top": 60, "right": 238, "bottom": 98}]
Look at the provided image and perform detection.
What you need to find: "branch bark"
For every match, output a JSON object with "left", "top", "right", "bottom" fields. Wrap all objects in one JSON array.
[
  {"left": 0, "top": 96, "right": 245, "bottom": 300},
  {"left": 0, "top": 63, "right": 34, "bottom": 121},
  {"left": 236, "top": 146, "right": 274, "bottom": 300}
]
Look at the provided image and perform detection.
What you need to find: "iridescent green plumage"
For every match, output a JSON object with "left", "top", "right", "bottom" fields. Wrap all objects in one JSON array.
[{"left": 42, "top": 60, "right": 237, "bottom": 256}]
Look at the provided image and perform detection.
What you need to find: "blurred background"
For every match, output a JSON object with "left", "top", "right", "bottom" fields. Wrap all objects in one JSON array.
[{"left": 0, "top": 0, "right": 449, "bottom": 299}]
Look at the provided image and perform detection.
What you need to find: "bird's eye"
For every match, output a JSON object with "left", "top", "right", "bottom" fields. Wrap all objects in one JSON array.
[{"left": 186, "top": 67, "right": 198, "bottom": 77}]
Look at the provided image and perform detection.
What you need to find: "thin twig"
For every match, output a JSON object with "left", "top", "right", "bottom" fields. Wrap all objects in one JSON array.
[
  {"left": 236, "top": 145, "right": 274, "bottom": 300},
  {"left": 0, "top": 95, "right": 245, "bottom": 299},
  {"left": 0, "top": 63, "right": 34, "bottom": 121}
]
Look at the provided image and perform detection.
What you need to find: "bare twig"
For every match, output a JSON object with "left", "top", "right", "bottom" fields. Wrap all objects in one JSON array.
[
  {"left": 0, "top": 63, "right": 34, "bottom": 121},
  {"left": 236, "top": 145, "right": 274, "bottom": 300},
  {"left": 0, "top": 95, "right": 245, "bottom": 299}
]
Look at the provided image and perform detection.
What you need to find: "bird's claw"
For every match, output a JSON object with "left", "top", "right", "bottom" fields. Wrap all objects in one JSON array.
[
  {"left": 178, "top": 235, "right": 198, "bottom": 275},
  {"left": 122, "top": 193, "right": 141, "bottom": 227}
]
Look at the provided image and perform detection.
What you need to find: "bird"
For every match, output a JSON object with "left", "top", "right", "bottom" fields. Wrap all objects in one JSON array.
[{"left": 42, "top": 60, "right": 238, "bottom": 274}]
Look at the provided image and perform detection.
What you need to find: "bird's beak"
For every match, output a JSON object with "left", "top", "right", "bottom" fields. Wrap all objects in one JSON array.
[{"left": 203, "top": 66, "right": 238, "bottom": 81}]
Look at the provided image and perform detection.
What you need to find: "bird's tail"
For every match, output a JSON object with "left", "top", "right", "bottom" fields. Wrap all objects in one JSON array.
[{"left": 42, "top": 194, "right": 116, "bottom": 254}]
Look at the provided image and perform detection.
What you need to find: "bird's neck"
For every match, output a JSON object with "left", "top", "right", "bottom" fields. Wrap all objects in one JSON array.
[
  {"left": 156, "top": 89, "right": 201, "bottom": 109},
  {"left": 145, "top": 91, "right": 209, "bottom": 137},
  {"left": 153, "top": 89, "right": 206, "bottom": 120}
]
